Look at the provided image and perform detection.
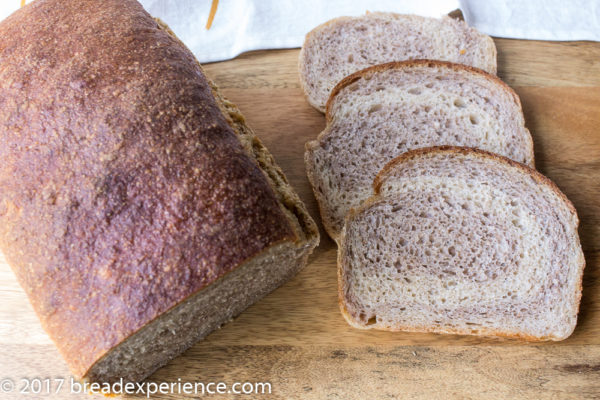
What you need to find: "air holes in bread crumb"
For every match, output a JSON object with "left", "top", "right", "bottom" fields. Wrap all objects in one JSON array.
[
  {"left": 469, "top": 115, "right": 479, "bottom": 125},
  {"left": 454, "top": 99, "right": 466, "bottom": 108},
  {"left": 366, "top": 316, "right": 377, "bottom": 326},
  {"left": 368, "top": 104, "right": 382, "bottom": 114},
  {"left": 408, "top": 88, "right": 421, "bottom": 95},
  {"left": 347, "top": 54, "right": 354, "bottom": 63}
]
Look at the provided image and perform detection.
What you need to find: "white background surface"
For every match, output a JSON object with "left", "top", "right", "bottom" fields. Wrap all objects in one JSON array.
[{"left": 1, "top": 0, "right": 599, "bottom": 63}]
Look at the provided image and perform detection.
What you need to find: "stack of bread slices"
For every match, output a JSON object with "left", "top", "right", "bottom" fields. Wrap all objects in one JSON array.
[{"left": 300, "top": 12, "right": 584, "bottom": 341}]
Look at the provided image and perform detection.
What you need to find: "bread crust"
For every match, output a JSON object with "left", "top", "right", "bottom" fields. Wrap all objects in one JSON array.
[
  {"left": 155, "top": 17, "right": 319, "bottom": 248},
  {"left": 0, "top": 0, "right": 317, "bottom": 379},
  {"left": 338, "top": 146, "right": 585, "bottom": 341}
]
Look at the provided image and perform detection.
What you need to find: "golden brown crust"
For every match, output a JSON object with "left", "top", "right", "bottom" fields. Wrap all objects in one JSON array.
[
  {"left": 154, "top": 17, "right": 318, "bottom": 248},
  {"left": 206, "top": 75, "right": 319, "bottom": 247},
  {"left": 0, "top": 0, "right": 299, "bottom": 378}
]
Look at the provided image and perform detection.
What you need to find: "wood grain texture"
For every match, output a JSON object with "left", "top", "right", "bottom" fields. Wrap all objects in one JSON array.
[{"left": 1, "top": 38, "right": 599, "bottom": 399}]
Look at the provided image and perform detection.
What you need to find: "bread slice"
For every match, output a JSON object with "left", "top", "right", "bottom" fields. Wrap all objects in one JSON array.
[
  {"left": 0, "top": 0, "right": 318, "bottom": 383},
  {"left": 339, "top": 147, "right": 584, "bottom": 341},
  {"left": 305, "top": 60, "right": 534, "bottom": 241},
  {"left": 299, "top": 12, "right": 497, "bottom": 112}
]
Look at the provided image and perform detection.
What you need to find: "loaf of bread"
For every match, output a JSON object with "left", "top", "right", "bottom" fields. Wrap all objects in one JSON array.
[
  {"left": 305, "top": 60, "right": 534, "bottom": 240},
  {"left": 0, "top": 0, "right": 318, "bottom": 382},
  {"left": 299, "top": 12, "right": 497, "bottom": 112},
  {"left": 339, "top": 147, "right": 584, "bottom": 340}
]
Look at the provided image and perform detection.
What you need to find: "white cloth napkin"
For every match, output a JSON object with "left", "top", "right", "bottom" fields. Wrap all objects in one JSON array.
[
  {"left": 1, "top": 1, "right": 599, "bottom": 63},
  {"left": 460, "top": 0, "right": 600, "bottom": 42},
  {"left": 139, "top": 0, "right": 459, "bottom": 62}
]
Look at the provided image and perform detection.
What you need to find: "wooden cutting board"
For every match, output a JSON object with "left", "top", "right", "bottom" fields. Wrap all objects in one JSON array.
[{"left": 1, "top": 39, "right": 599, "bottom": 399}]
